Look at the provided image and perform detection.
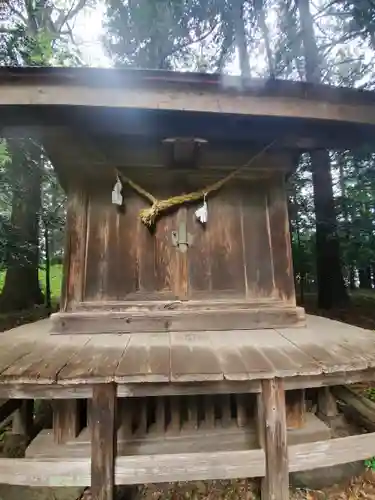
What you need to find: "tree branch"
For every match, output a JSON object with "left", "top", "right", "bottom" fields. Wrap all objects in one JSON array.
[
  {"left": 55, "top": 0, "right": 88, "bottom": 33},
  {"left": 3, "top": 0, "right": 28, "bottom": 24}
]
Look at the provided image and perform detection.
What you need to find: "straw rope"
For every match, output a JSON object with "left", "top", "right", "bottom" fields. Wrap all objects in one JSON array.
[{"left": 115, "top": 139, "right": 278, "bottom": 228}]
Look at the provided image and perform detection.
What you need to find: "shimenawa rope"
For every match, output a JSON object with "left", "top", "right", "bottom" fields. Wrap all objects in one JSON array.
[{"left": 115, "top": 139, "right": 278, "bottom": 227}]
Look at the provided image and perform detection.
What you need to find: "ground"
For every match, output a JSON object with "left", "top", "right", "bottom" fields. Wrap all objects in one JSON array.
[{"left": 1, "top": 285, "right": 375, "bottom": 499}]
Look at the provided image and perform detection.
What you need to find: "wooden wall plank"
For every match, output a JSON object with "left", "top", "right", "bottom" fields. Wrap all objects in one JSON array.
[
  {"left": 267, "top": 177, "right": 295, "bottom": 303},
  {"left": 209, "top": 188, "right": 245, "bottom": 294},
  {"left": 62, "top": 189, "right": 88, "bottom": 310},
  {"left": 91, "top": 383, "right": 117, "bottom": 500},
  {"left": 241, "top": 183, "right": 274, "bottom": 298}
]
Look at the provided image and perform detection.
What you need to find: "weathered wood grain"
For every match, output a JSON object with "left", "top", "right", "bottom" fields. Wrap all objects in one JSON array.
[
  {"left": 260, "top": 378, "right": 289, "bottom": 500},
  {"left": 170, "top": 332, "right": 222, "bottom": 382},
  {"left": 241, "top": 184, "right": 274, "bottom": 298},
  {"left": 116, "top": 332, "right": 170, "bottom": 383},
  {"left": 51, "top": 306, "right": 306, "bottom": 334},
  {"left": 286, "top": 389, "right": 305, "bottom": 429},
  {"left": 62, "top": 189, "right": 88, "bottom": 310},
  {"left": 3, "top": 73, "right": 375, "bottom": 127},
  {"left": 91, "top": 384, "right": 116, "bottom": 500},
  {"left": 267, "top": 178, "right": 295, "bottom": 303},
  {"left": 0, "top": 335, "right": 91, "bottom": 384},
  {"left": 53, "top": 400, "right": 81, "bottom": 444},
  {"left": 317, "top": 387, "right": 337, "bottom": 419},
  {"left": 57, "top": 335, "right": 130, "bottom": 384},
  {"left": 288, "top": 432, "right": 375, "bottom": 471}
]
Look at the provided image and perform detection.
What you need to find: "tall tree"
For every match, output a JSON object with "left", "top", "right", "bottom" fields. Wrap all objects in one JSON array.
[
  {"left": 296, "top": 0, "right": 349, "bottom": 309},
  {"left": 0, "top": 0, "right": 89, "bottom": 311}
]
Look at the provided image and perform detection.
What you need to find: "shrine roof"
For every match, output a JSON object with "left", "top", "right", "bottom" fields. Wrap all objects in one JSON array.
[{"left": 1, "top": 66, "right": 375, "bottom": 150}]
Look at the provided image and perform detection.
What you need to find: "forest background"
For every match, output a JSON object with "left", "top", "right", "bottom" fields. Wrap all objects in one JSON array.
[{"left": 1, "top": 0, "right": 375, "bottom": 322}]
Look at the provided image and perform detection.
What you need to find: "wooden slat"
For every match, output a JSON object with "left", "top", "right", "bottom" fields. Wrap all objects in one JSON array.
[
  {"left": 260, "top": 378, "right": 289, "bottom": 500},
  {"left": 317, "top": 387, "right": 337, "bottom": 418},
  {"left": 288, "top": 433, "right": 375, "bottom": 472},
  {"left": 0, "top": 335, "right": 92, "bottom": 384},
  {"left": 12, "top": 400, "right": 34, "bottom": 439},
  {"left": 267, "top": 178, "right": 295, "bottom": 303},
  {"left": 227, "top": 329, "right": 321, "bottom": 378},
  {"left": 209, "top": 188, "right": 246, "bottom": 294},
  {"left": 304, "top": 315, "right": 375, "bottom": 367},
  {"left": 208, "top": 330, "right": 274, "bottom": 380},
  {"left": 277, "top": 323, "right": 368, "bottom": 373},
  {"left": 0, "top": 341, "right": 37, "bottom": 378},
  {"left": 91, "top": 384, "right": 117, "bottom": 500},
  {"left": 115, "top": 333, "right": 170, "bottom": 383},
  {"left": 242, "top": 184, "right": 274, "bottom": 298},
  {"left": 53, "top": 400, "right": 81, "bottom": 444},
  {"left": 63, "top": 189, "right": 88, "bottom": 308},
  {"left": 236, "top": 394, "right": 247, "bottom": 427},
  {"left": 58, "top": 335, "right": 130, "bottom": 384},
  {"left": 1, "top": 431, "right": 375, "bottom": 486},
  {"left": 286, "top": 390, "right": 305, "bottom": 429},
  {"left": 170, "top": 332, "right": 222, "bottom": 382}
]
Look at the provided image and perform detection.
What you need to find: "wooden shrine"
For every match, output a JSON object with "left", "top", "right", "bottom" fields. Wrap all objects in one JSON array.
[{"left": 1, "top": 67, "right": 375, "bottom": 500}]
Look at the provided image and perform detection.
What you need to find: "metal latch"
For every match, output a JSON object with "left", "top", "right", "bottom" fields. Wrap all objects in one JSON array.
[{"left": 171, "top": 221, "right": 193, "bottom": 253}]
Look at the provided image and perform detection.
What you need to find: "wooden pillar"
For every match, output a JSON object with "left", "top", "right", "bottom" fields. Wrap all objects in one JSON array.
[
  {"left": 286, "top": 389, "right": 305, "bottom": 429},
  {"left": 258, "top": 379, "right": 289, "bottom": 500},
  {"left": 91, "top": 383, "right": 117, "bottom": 500},
  {"left": 317, "top": 387, "right": 337, "bottom": 421},
  {"left": 12, "top": 400, "right": 34, "bottom": 440},
  {"left": 53, "top": 400, "right": 81, "bottom": 444}
]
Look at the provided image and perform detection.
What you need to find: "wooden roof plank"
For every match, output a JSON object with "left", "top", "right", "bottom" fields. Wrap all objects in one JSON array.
[
  {"left": 170, "top": 332, "right": 223, "bottom": 382},
  {"left": 208, "top": 331, "right": 275, "bottom": 381},
  {"left": 277, "top": 320, "right": 368, "bottom": 373},
  {"left": 236, "top": 329, "right": 322, "bottom": 377},
  {"left": 304, "top": 315, "right": 375, "bottom": 367},
  {"left": 115, "top": 333, "right": 170, "bottom": 383},
  {"left": 57, "top": 334, "right": 129, "bottom": 384},
  {"left": 0, "top": 335, "right": 92, "bottom": 384}
]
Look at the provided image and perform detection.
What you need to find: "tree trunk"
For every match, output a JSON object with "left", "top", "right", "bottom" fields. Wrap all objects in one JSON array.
[
  {"left": 44, "top": 222, "right": 51, "bottom": 312},
  {"left": 311, "top": 149, "right": 348, "bottom": 308},
  {"left": 233, "top": 0, "right": 251, "bottom": 77},
  {"left": 349, "top": 267, "right": 356, "bottom": 290},
  {"left": 297, "top": 0, "right": 348, "bottom": 309},
  {"left": 255, "top": 0, "right": 275, "bottom": 77},
  {"left": 0, "top": 139, "right": 44, "bottom": 312},
  {"left": 359, "top": 267, "right": 372, "bottom": 289}
]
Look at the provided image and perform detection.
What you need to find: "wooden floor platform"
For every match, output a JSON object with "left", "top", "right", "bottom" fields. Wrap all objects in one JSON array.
[
  {"left": 0, "top": 314, "right": 374, "bottom": 399},
  {"left": 0, "top": 314, "right": 375, "bottom": 398}
]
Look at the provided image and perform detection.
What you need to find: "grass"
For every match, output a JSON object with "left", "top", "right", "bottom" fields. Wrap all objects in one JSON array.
[{"left": 0, "top": 264, "right": 63, "bottom": 301}]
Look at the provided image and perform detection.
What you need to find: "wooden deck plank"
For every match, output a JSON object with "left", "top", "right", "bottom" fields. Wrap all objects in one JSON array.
[
  {"left": 115, "top": 333, "right": 170, "bottom": 383},
  {"left": 208, "top": 331, "right": 275, "bottom": 380},
  {"left": 170, "top": 332, "right": 223, "bottom": 382},
  {"left": 235, "top": 329, "right": 322, "bottom": 377},
  {"left": 0, "top": 335, "right": 92, "bottom": 384},
  {"left": 303, "top": 315, "right": 375, "bottom": 367},
  {"left": 0, "top": 341, "right": 37, "bottom": 379},
  {"left": 277, "top": 317, "right": 369, "bottom": 373},
  {"left": 57, "top": 335, "right": 130, "bottom": 384}
]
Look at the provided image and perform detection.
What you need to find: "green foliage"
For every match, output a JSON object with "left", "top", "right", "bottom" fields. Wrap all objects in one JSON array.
[
  {"left": 365, "top": 387, "right": 375, "bottom": 402},
  {"left": 365, "top": 456, "right": 375, "bottom": 470},
  {"left": 0, "top": 264, "right": 63, "bottom": 300},
  {"left": 0, "top": 141, "right": 9, "bottom": 167}
]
